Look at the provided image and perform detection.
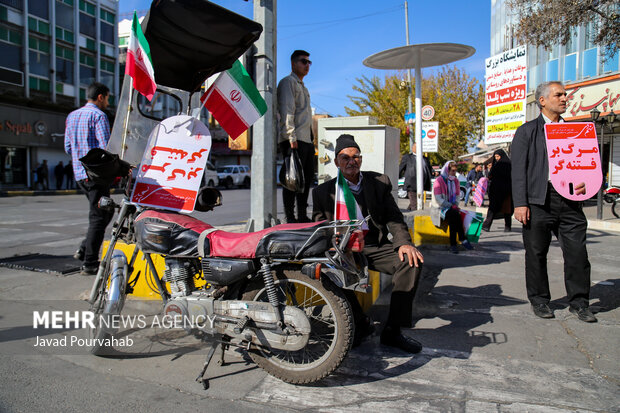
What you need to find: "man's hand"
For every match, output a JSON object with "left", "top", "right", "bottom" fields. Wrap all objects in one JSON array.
[
  {"left": 290, "top": 140, "right": 298, "bottom": 149},
  {"left": 398, "top": 245, "right": 424, "bottom": 267},
  {"left": 575, "top": 182, "right": 586, "bottom": 195},
  {"left": 514, "top": 206, "right": 530, "bottom": 225}
]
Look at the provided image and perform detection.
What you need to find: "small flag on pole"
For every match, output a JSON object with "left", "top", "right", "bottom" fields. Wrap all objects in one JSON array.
[
  {"left": 125, "top": 11, "right": 157, "bottom": 101},
  {"left": 334, "top": 169, "right": 369, "bottom": 231},
  {"left": 200, "top": 60, "right": 267, "bottom": 140}
]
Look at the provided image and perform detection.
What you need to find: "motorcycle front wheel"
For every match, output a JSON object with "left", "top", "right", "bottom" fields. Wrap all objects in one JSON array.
[
  {"left": 242, "top": 270, "right": 353, "bottom": 384},
  {"left": 612, "top": 200, "right": 620, "bottom": 218},
  {"left": 88, "top": 250, "right": 128, "bottom": 356}
]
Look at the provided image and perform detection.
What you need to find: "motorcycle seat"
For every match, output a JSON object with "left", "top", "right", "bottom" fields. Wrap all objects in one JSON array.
[
  {"left": 135, "top": 210, "right": 213, "bottom": 256},
  {"left": 201, "top": 221, "right": 331, "bottom": 259}
]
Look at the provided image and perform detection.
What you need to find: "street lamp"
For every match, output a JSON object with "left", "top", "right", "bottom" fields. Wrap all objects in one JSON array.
[{"left": 590, "top": 108, "right": 616, "bottom": 220}]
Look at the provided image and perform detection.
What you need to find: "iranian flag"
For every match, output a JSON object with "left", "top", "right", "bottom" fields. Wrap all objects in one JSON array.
[
  {"left": 200, "top": 60, "right": 267, "bottom": 140},
  {"left": 335, "top": 169, "right": 369, "bottom": 231},
  {"left": 125, "top": 11, "right": 156, "bottom": 101}
]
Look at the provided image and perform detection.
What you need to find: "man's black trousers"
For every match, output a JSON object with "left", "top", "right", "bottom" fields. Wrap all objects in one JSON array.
[
  {"left": 522, "top": 185, "right": 590, "bottom": 309},
  {"left": 77, "top": 179, "right": 114, "bottom": 267},
  {"left": 279, "top": 141, "right": 314, "bottom": 219}
]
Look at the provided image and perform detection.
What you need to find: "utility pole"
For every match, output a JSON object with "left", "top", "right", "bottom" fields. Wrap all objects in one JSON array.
[
  {"left": 405, "top": 1, "right": 424, "bottom": 210},
  {"left": 250, "top": 0, "right": 277, "bottom": 231}
]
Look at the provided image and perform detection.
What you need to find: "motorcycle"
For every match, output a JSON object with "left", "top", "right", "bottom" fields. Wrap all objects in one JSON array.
[
  {"left": 86, "top": 168, "right": 370, "bottom": 387},
  {"left": 604, "top": 186, "right": 620, "bottom": 218}
]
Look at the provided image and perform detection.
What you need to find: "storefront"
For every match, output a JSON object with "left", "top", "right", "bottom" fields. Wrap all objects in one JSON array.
[
  {"left": 564, "top": 74, "right": 619, "bottom": 188},
  {"left": 0, "top": 103, "right": 70, "bottom": 190}
]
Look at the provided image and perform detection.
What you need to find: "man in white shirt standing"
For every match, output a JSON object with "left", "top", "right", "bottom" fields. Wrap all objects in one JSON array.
[{"left": 277, "top": 50, "right": 314, "bottom": 223}]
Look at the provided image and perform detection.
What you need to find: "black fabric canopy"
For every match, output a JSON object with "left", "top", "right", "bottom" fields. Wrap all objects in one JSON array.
[{"left": 142, "top": 0, "right": 263, "bottom": 93}]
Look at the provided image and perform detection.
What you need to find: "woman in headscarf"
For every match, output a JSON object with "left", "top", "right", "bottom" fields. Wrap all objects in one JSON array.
[
  {"left": 432, "top": 160, "right": 473, "bottom": 253},
  {"left": 482, "top": 148, "right": 513, "bottom": 232}
]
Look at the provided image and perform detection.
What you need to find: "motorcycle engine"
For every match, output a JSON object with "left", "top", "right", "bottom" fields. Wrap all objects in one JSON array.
[{"left": 164, "top": 258, "right": 195, "bottom": 298}]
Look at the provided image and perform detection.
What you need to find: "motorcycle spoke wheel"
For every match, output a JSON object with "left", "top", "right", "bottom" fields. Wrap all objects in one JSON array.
[
  {"left": 243, "top": 270, "right": 353, "bottom": 384},
  {"left": 89, "top": 250, "right": 128, "bottom": 356}
]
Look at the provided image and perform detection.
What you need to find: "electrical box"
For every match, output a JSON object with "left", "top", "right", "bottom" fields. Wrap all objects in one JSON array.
[{"left": 317, "top": 116, "right": 400, "bottom": 197}]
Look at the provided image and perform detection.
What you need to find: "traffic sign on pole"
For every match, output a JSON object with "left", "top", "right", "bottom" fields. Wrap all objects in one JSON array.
[
  {"left": 422, "top": 121, "right": 438, "bottom": 152},
  {"left": 421, "top": 105, "right": 435, "bottom": 121}
]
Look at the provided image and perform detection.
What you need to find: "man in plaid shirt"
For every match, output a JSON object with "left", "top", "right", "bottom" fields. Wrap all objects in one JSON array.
[{"left": 64, "top": 82, "right": 114, "bottom": 275}]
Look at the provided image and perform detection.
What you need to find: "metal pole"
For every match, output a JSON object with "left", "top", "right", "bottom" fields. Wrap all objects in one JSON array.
[
  {"left": 405, "top": 1, "right": 414, "bottom": 150},
  {"left": 414, "top": 53, "right": 423, "bottom": 210},
  {"left": 597, "top": 123, "right": 604, "bottom": 220},
  {"left": 250, "top": 0, "right": 277, "bottom": 231}
]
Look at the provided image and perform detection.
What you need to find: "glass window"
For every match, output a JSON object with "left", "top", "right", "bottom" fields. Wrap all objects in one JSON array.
[
  {"left": 28, "top": 0, "right": 48, "bottom": 19},
  {"left": 1, "top": 25, "right": 22, "bottom": 45},
  {"left": 582, "top": 48, "right": 598, "bottom": 78},
  {"left": 79, "top": 12, "right": 95, "bottom": 37},
  {"left": 565, "top": 28, "right": 578, "bottom": 54},
  {"left": 546, "top": 59, "right": 559, "bottom": 81},
  {"left": 0, "top": 42, "right": 21, "bottom": 70},
  {"left": 29, "top": 50, "right": 49, "bottom": 77},
  {"left": 55, "top": 1, "right": 73, "bottom": 30},
  {"left": 30, "top": 76, "right": 50, "bottom": 92},
  {"left": 100, "top": 8, "right": 114, "bottom": 24},
  {"left": 563, "top": 53, "right": 577, "bottom": 82},
  {"left": 100, "top": 21, "right": 113, "bottom": 44},
  {"left": 56, "top": 57, "right": 73, "bottom": 83},
  {"left": 79, "top": 64, "right": 94, "bottom": 85},
  {"left": 602, "top": 51, "right": 619, "bottom": 73}
]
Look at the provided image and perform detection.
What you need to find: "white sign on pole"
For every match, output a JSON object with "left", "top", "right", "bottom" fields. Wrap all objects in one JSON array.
[
  {"left": 421, "top": 105, "right": 435, "bottom": 120},
  {"left": 421, "top": 121, "right": 438, "bottom": 152},
  {"left": 484, "top": 45, "right": 527, "bottom": 144}
]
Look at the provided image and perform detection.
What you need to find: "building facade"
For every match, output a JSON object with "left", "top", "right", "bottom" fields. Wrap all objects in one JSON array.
[
  {"left": 0, "top": 0, "right": 119, "bottom": 190},
  {"left": 490, "top": 0, "right": 620, "bottom": 186}
]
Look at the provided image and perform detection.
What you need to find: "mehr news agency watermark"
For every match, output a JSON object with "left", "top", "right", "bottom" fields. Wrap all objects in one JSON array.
[{"left": 32, "top": 310, "right": 217, "bottom": 349}]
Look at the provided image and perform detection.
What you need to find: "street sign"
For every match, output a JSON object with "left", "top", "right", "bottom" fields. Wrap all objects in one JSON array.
[
  {"left": 421, "top": 105, "right": 435, "bottom": 121},
  {"left": 422, "top": 121, "right": 438, "bottom": 152},
  {"left": 404, "top": 112, "right": 415, "bottom": 124}
]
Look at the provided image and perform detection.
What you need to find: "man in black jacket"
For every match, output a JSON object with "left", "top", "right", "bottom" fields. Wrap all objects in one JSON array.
[
  {"left": 511, "top": 81, "right": 595, "bottom": 323},
  {"left": 313, "top": 134, "right": 425, "bottom": 353},
  {"left": 399, "top": 143, "right": 432, "bottom": 210}
]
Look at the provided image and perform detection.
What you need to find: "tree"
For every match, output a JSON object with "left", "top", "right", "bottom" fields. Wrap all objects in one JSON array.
[
  {"left": 345, "top": 66, "right": 485, "bottom": 166},
  {"left": 507, "top": 0, "right": 619, "bottom": 57}
]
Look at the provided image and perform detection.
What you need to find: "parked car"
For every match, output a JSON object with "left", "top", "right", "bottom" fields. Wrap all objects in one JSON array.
[
  {"left": 201, "top": 161, "right": 219, "bottom": 187},
  {"left": 217, "top": 164, "right": 251, "bottom": 188}
]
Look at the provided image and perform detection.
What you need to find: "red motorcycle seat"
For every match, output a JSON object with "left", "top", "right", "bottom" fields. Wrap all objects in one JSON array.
[{"left": 206, "top": 221, "right": 329, "bottom": 258}]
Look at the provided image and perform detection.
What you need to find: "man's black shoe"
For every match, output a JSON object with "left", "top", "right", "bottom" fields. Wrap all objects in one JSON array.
[
  {"left": 569, "top": 306, "right": 597, "bottom": 323},
  {"left": 380, "top": 328, "right": 422, "bottom": 354},
  {"left": 73, "top": 248, "right": 84, "bottom": 261},
  {"left": 80, "top": 265, "right": 98, "bottom": 276},
  {"left": 297, "top": 216, "right": 312, "bottom": 223},
  {"left": 531, "top": 303, "right": 554, "bottom": 319}
]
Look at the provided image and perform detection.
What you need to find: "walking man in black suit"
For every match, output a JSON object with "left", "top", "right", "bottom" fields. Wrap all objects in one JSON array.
[
  {"left": 511, "top": 81, "right": 596, "bottom": 323},
  {"left": 399, "top": 143, "right": 432, "bottom": 210}
]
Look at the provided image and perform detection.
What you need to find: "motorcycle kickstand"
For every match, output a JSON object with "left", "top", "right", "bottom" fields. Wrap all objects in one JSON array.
[
  {"left": 218, "top": 336, "right": 231, "bottom": 367},
  {"left": 196, "top": 339, "right": 219, "bottom": 390}
]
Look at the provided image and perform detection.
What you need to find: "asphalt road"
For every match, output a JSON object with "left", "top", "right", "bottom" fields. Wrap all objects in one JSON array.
[{"left": 0, "top": 194, "right": 618, "bottom": 412}]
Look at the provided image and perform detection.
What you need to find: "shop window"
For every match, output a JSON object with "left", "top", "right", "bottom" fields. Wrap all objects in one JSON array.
[{"left": 0, "top": 147, "right": 28, "bottom": 187}]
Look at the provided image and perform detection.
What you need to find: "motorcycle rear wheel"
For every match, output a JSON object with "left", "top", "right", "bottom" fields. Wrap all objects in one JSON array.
[
  {"left": 242, "top": 270, "right": 353, "bottom": 384},
  {"left": 88, "top": 250, "right": 128, "bottom": 356}
]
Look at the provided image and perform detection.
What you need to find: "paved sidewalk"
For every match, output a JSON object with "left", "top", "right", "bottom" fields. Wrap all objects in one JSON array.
[{"left": 0, "top": 195, "right": 618, "bottom": 412}]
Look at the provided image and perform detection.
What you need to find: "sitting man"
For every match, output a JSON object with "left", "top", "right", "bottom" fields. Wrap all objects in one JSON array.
[{"left": 312, "top": 134, "right": 424, "bottom": 354}]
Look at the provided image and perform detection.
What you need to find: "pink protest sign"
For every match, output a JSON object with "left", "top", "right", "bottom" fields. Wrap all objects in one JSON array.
[
  {"left": 131, "top": 115, "right": 212, "bottom": 213},
  {"left": 544, "top": 122, "right": 602, "bottom": 201}
]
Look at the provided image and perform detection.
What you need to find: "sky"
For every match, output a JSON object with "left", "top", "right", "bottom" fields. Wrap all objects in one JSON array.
[{"left": 119, "top": 0, "right": 491, "bottom": 117}]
